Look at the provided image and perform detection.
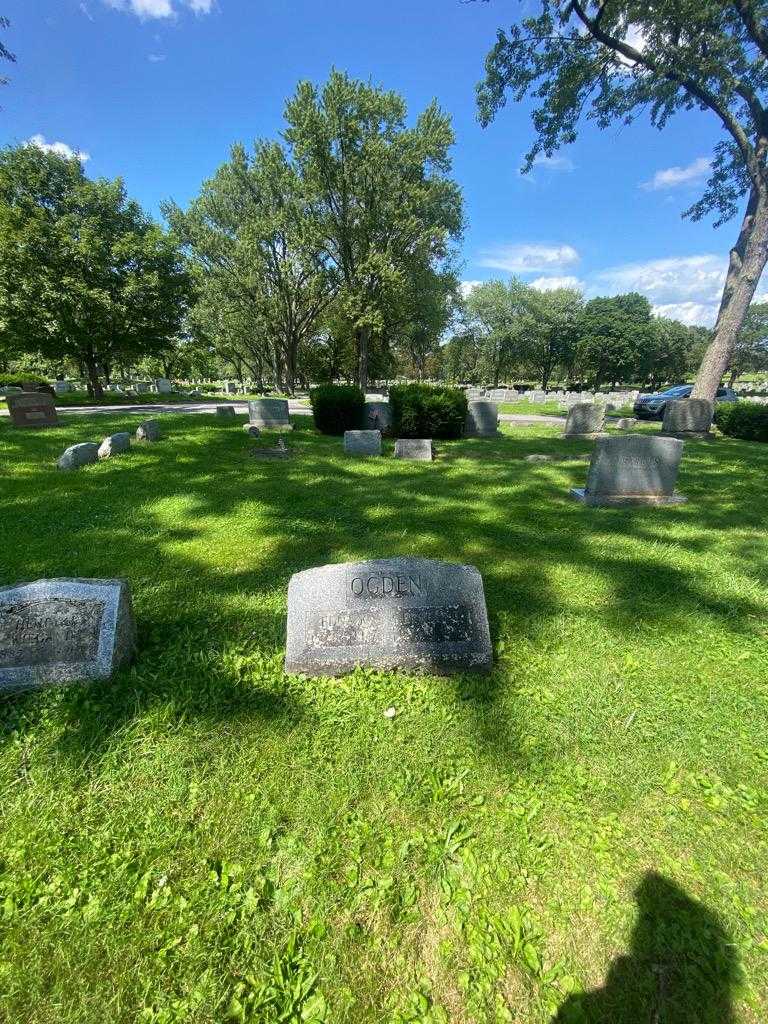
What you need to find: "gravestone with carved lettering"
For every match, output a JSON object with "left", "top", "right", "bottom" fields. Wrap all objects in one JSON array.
[
  {"left": 344, "top": 429, "right": 382, "bottom": 456},
  {"left": 465, "top": 400, "right": 500, "bottom": 437},
  {"left": 285, "top": 557, "right": 492, "bottom": 676},
  {"left": 571, "top": 434, "right": 687, "bottom": 506},
  {"left": 364, "top": 400, "right": 392, "bottom": 434},
  {"left": 0, "top": 578, "right": 136, "bottom": 692},
  {"left": 563, "top": 401, "right": 606, "bottom": 439},
  {"left": 5, "top": 391, "right": 59, "bottom": 429},
  {"left": 394, "top": 438, "right": 432, "bottom": 461},
  {"left": 248, "top": 398, "right": 292, "bottom": 431},
  {"left": 661, "top": 398, "right": 714, "bottom": 439}
]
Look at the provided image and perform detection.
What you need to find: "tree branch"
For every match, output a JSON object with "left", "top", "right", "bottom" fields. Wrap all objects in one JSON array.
[{"left": 731, "top": 0, "right": 768, "bottom": 60}]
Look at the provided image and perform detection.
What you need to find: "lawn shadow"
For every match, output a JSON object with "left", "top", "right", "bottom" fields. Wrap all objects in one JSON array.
[{"left": 554, "top": 872, "right": 740, "bottom": 1023}]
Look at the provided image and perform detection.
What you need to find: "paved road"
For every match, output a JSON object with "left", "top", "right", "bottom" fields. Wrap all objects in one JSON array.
[{"left": 1, "top": 400, "right": 569, "bottom": 426}]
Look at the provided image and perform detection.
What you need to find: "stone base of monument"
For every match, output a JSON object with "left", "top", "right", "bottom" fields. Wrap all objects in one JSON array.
[
  {"left": 0, "top": 578, "right": 136, "bottom": 692},
  {"left": 562, "top": 431, "right": 607, "bottom": 440},
  {"left": 660, "top": 430, "right": 714, "bottom": 441},
  {"left": 570, "top": 487, "right": 687, "bottom": 507}
]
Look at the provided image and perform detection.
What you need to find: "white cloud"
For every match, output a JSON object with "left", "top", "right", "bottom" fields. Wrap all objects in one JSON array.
[
  {"left": 460, "top": 280, "right": 482, "bottom": 298},
  {"left": 478, "top": 243, "right": 580, "bottom": 274},
  {"left": 25, "top": 134, "right": 90, "bottom": 163},
  {"left": 102, "top": 0, "right": 214, "bottom": 18},
  {"left": 641, "top": 156, "right": 711, "bottom": 191},
  {"left": 186, "top": 0, "right": 214, "bottom": 10},
  {"left": 532, "top": 154, "right": 575, "bottom": 172},
  {"left": 652, "top": 302, "right": 718, "bottom": 326},
  {"left": 530, "top": 275, "right": 584, "bottom": 293},
  {"left": 593, "top": 254, "right": 727, "bottom": 326},
  {"left": 148, "top": 53, "right": 167, "bottom": 61}
]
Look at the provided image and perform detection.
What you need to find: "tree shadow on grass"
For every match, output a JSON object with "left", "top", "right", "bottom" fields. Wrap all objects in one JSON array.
[{"left": 554, "top": 872, "right": 740, "bottom": 1023}]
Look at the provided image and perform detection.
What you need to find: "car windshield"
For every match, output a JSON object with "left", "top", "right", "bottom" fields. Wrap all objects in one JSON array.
[{"left": 662, "top": 386, "right": 692, "bottom": 397}]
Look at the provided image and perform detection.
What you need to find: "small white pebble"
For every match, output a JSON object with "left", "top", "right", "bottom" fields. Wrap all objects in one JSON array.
[{"left": 383, "top": 707, "right": 397, "bottom": 719}]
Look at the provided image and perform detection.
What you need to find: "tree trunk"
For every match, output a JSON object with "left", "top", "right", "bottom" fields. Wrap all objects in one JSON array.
[
  {"left": 692, "top": 188, "right": 768, "bottom": 400},
  {"left": 84, "top": 351, "right": 103, "bottom": 399},
  {"left": 357, "top": 325, "right": 370, "bottom": 393}
]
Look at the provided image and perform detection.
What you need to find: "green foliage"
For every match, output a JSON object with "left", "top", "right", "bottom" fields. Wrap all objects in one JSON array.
[
  {"left": 0, "top": 371, "right": 47, "bottom": 387},
  {"left": 715, "top": 399, "right": 768, "bottom": 440},
  {"left": 730, "top": 302, "right": 768, "bottom": 382},
  {"left": 309, "top": 383, "right": 364, "bottom": 434},
  {"left": 389, "top": 383, "right": 467, "bottom": 439},
  {"left": 574, "top": 294, "right": 654, "bottom": 388}
]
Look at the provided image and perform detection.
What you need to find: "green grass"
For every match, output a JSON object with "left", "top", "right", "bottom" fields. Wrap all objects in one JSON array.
[
  {"left": 499, "top": 400, "right": 636, "bottom": 418},
  {"left": 1, "top": 412, "right": 767, "bottom": 1023}
]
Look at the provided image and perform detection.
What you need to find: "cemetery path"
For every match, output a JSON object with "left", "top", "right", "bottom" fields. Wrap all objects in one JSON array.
[{"left": 0, "top": 401, "right": 569, "bottom": 425}]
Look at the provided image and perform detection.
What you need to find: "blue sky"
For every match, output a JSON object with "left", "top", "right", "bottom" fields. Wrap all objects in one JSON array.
[{"left": 2, "top": 0, "right": 749, "bottom": 325}]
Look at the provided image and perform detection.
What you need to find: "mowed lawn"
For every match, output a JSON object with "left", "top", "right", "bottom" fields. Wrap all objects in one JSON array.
[{"left": 1, "top": 412, "right": 767, "bottom": 1024}]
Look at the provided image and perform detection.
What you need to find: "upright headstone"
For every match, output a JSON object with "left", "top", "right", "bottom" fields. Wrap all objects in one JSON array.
[
  {"left": 0, "top": 578, "right": 136, "bottom": 692},
  {"left": 135, "top": 381, "right": 151, "bottom": 394},
  {"left": 563, "top": 401, "right": 606, "bottom": 439},
  {"left": 285, "top": 558, "right": 492, "bottom": 676},
  {"left": 216, "top": 405, "right": 236, "bottom": 418},
  {"left": 53, "top": 380, "right": 72, "bottom": 395},
  {"left": 248, "top": 399, "right": 292, "bottom": 431},
  {"left": 5, "top": 392, "right": 59, "bottom": 429},
  {"left": 394, "top": 439, "right": 432, "bottom": 461},
  {"left": 98, "top": 432, "right": 131, "bottom": 459},
  {"left": 154, "top": 378, "right": 172, "bottom": 394},
  {"left": 465, "top": 400, "right": 500, "bottom": 438},
  {"left": 136, "top": 420, "right": 160, "bottom": 442},
  {"left": 223, "top": 381, "right": 238, "bottom": 394},
  {"left": 661, "top": 398, "right": 714, "bottom": 440},
  {"left": 571, "top": 435, "right": 687, "bottom": 507},
  {"left": 364, "top": 401, "right": 392, "bottom": 434},
  {"left": 57, "top": 443, "right": 99, "bottom": 470},
  {"left": 344, "top": 430, "right": 382, "bottom": 456}
]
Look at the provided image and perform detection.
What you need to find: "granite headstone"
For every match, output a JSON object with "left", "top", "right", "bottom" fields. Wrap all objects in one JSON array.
[
  {"left": 136, "top": 420, "right": 160, "bottom": 442},
  {"left": 661, "top": 398, "right": 714, "bottom": 439},
  {"left": 248, "top": 398, "right": 292, "bottom": 430},
  {"left": 57, "top": 442, "right": 99, "bottom": 470},
  {"left": 394, "top": 438, "right": 432, "bottom": 461},
  {"left": 571, "top": 434, "right": 687, "bottom": 506},
  {"left": 285, "top": 557, "right": 492, "bottom": 676},
  {"left": 98, "top": 432, "right": 131, "bottom": 459},
  {"left": 364, "top": 401, "right": 392, "bottom": 434},
  {"left": 564, "top": 402, "right": 606, "bottom": 438},
  {"left": 216, "top": 405, "right": 236, "bottom": 418},
  {"left": 465, "top": 400, "right": 500, "bottom": 437},
  {"left": 344, "top": 429, "right": 382, "bottom": 456},
  {"left": 0, "top": 578, "right": 136, "bottom": 692},
  {"left": 6, "top": 392, "right": 59, "bottom": 429}
]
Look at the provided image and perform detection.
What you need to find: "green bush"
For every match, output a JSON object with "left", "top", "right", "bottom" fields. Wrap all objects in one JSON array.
[
  {"left": 715, "top": 401, "right": 768, "bottom": 442},
  {"left": 389, "top": 383, "right": 468, "bottom": 439},
  {"left": 0, "top": 372, "right": 49, "bottom": 387},
  {"left": 310, "top": 384, "right": 365, "bottom": 435}
]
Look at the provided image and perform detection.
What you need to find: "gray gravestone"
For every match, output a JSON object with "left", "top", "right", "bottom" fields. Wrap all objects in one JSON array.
[
  {"left": 614, "top": 418, "right": 638, "bottom": 430},
  {"left": 364, "top": 401, "right": 392, "bottom": 433},
  {"left": 465, "top": 400, "right": 500, "bottom": 437},
  {"left": 216, "top": 405, "right": 235, "bottom": 418},
  {"left": 57, "top": 442, "right": 99, "bottom": 470},
  {"left": 394, "top": 438, "right": 432, "bottom": 461},
  {"left": 136, "top": 420, "right": 160, "bottom": 442},
  {"left": 285, "top": 557, "right": 492, "bottom": 676},
  {"left": 53, "top": 380, "right": 71, "bottom": 395},
  {"left": 661, "top": 398, "right": 714, "bottom": 439},
  {"left": 98, "top": 432, "right": 131, "bottom": 459},
  {"left": 248, "top": 398, "right": 292, "bottom": 430},
  {"left": 6, "top": 392, "right": 59, "bottom": 429},
  {"left": 564, "top": 402, "right": 606, "bottom": 438},
  {"left": 571, "top": 434, "right": 687, "bottom": 506},
  {"left": 0, "top": 578, "right": 136, "bottom": 692},
  {"left": 344, "top": 429, "right": 382, "bottom": 456},
  {"left": 154, "top": 378, "right": 172, "bottom": 394}
]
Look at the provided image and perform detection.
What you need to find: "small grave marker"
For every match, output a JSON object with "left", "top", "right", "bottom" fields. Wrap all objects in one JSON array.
[
  {"left": 394, "top": 439, "right": 432, "bottom": 461},
  {"left": 344, "top": 430, "right": 382, "bottom": 456}
]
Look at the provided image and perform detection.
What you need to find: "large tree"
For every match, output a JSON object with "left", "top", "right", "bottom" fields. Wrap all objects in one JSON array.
[
  {"left": 0, "top": 145, "right": 191, "bottom": 397},
  {"left": 284, "top": 70, "right": 464, "bottom": 391},
  {"left": 518, "top": 284, "right": 583, "bottom": 389},
  {"left": 476, "top": 1, "right": 768, "bottom": 403},
  {"left": 574, "top": 293, "right": 655, "bottom": 388},
  {"left": 728, "top": 300, "right": 768, "bottom": 381}
]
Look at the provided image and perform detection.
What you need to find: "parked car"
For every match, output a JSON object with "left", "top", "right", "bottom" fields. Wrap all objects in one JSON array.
[{"left": 634, "top": 384, "right": 738, "bottom": 420}]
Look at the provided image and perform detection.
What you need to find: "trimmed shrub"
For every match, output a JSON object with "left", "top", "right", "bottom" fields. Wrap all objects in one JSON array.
[
  {"left": 715, "top": 401, "right": 768, "bottom": 442},
  {"left": 310, "top": 384, "right": 365, "bottom": 435},
  {"left": 0, "top": 372, "right": 48, "bottom": 388},
  {"left": 389, "top": 384, "right": 468, "bottom": 440}
]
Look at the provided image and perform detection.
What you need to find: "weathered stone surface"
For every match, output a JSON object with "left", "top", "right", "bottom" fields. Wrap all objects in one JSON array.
[
  {"left": 216, "top": 405, "right": 236, "bottom": 418},
  {"left": 571, "top": 434, "right": 687, "bottom": 507},
  {"left": 6, "top": 391, "right": 59, "bottom": 429},
  {"left": 564, "top": 402, "right": 606, "bottom": 438},
  {"left": 154, "top": 378, "right": 172, "bottom": 393},
  {"left": 394, "top": 438, "right": 432, "bottom": 461},
  {"left": 0, "top": 578, "right": 136, "bottom": 692},
  {"left": 98, "top": 432, "right": 131, "bottom": 459},
  {"left": 615, "top": 417, "right": 638, "bottom": 430},
  {"left": 53, "top": 380, "right": 71, "bottom": 394},
  {"left": 285, "top": 558, "right": 492, "bottom": 677},
  {"left": 662, "top": 398, "right": 714, "bottom": 439},
  {"left": 465, "top": 400, "right": 500, "bottom": 437},
  {"left": 136, "top": 420, "right": 160, "bottom": 442},
  {"left": 248, "top": 398, "right": 292, "bottom": 430},
  {"left": 135, "top": 382, "right": 151, "bottom": 394},
  {"left": 364, "top": 401, "right": 392, "bottom": 433},
  {"left": 57, "top": 442, "right": 99, "bottom": 470},
  {"left": 344, "top": 429, "right": 382, "bottom": 456},
  {"left": 243, "top": 423, "right": 261, "bottom": 437}
]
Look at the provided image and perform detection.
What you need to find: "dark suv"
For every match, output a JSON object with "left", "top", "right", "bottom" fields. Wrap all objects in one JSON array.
[{"left": 634, "top": 384, "right": 738, "bottom": 420}]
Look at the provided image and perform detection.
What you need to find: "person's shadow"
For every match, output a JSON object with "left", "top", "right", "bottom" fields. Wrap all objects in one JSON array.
[{"left": 554, "top": 872, "right": 740, "bottom": 1023}]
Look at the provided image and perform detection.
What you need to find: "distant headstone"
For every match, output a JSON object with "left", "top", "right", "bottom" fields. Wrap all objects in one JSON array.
[
  {"left": 0, "top": 578, "right": 136, "bottom": 692},
  {"left": 364, "top": 401, "right": 392, "bottom": 433},
  {"left": 216, "top": 405, "right": 235, "bottom": 418},
  {"left": 248, "top": 398, "right": 292, "bottom": 430},
  {"left": 465, "top": 400, "right": 500, "bottom": 437},
  {"left": 136, "top": 420, "right": 160, "bottom": 442},
  {"left": 394, "top": 438, "right": 432, "bottom": 461},
  {"left": 243, "top": 423, "right": 261, "bottom": 437},
  {"left": 571, "top": 435, "right": 687, "bottom": 507},
  {"left": 285, "top": 557, "right": 492, "bottom": 676},
  {"left": 154, "top": 378, "right": 172, "bottom": 394},
  {"left": 661, "top": 398, "right": 714, "bottom": 439},
  {"left": 135, "top": 382, "right": 151, "bottom": 394},
  {"left": 6, "top": 392, "right": 59, "bottom": 429},
  {"left": 53, "top": 380, "right": 72, "bottom": 395},
  {"left": 344, "top": 429, "right": 382, "bottom": 456},
  {"left": 615, "top": 417, "right": 638, "bottom": 430},
  {"left": 57, "top": 442, "right": 99, "bottom": 470},
  {"left": 563, "top": 402, "right": 606, "bottom": 438},
  {"left": 98, "top": 432, "right": 131, "bottom": 459},
  {"left": 223, "top": 381, "right": 238, "bottom": 394}
]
